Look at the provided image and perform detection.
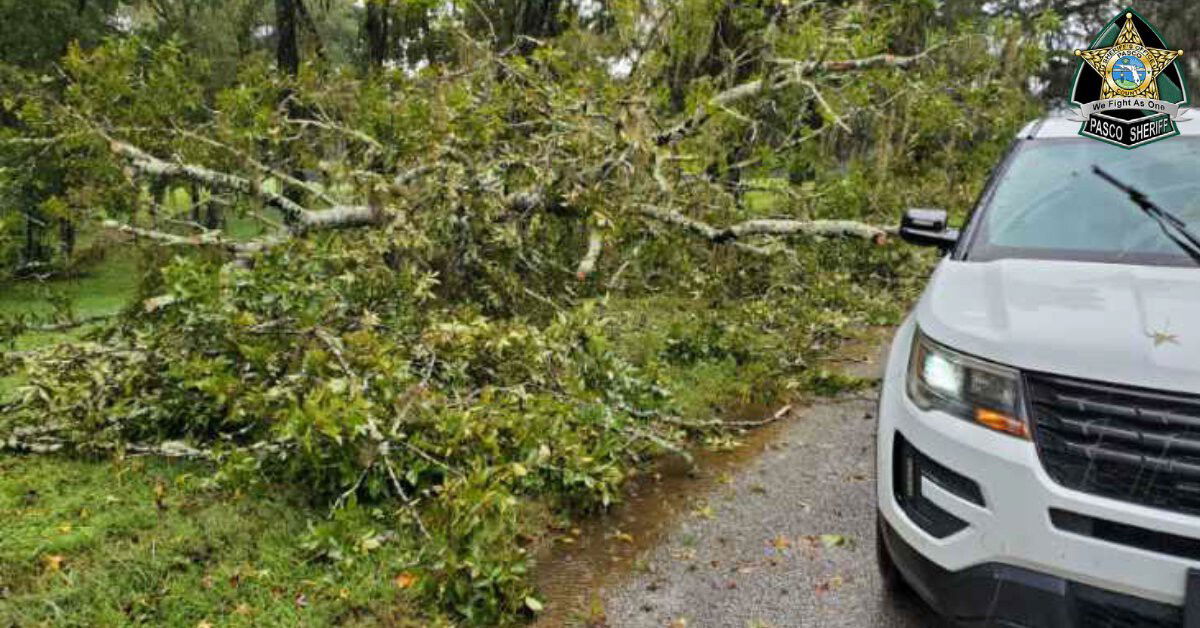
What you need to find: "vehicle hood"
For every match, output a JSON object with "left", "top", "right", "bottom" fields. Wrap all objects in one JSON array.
[{"left": 915, "top": 258, "right": 1200, "bottom": 394}]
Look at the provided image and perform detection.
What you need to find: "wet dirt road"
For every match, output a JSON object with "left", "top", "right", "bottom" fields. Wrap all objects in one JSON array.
[{"left": 534, "top": 330, "right": 946, "bottom": 627}]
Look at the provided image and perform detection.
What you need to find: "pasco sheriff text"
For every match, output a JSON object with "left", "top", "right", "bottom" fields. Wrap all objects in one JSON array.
[{"left": 1085, "top": 114, "right": 1173, "bottom": 144}]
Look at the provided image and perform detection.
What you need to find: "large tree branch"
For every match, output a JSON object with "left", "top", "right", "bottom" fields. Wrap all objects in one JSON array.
[
  {"left": 638, "top": 205, "right": 888, "bottom": 250},
  {"left": 101, "top": 220, "right": 279, "bottom": 254},
  {"left": 655, "top": 48, "right": 937, "bottom": 145},
  {"left": 725, "top": 218, "right": 889, "bottom": 243},
  {"left": 106, "top": 138, "right": 379, "bottom": 231},
  {"left": 172, "top": 129, "right": 340, "bottom": 206}
]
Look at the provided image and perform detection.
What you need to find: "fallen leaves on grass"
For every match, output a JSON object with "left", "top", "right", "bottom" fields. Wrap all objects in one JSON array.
[
  {"left": 394, "top": 571, "right": 417, "bottom": 589},
  {"left": 153, "top": 478, "right": 167, "bottom": 511},
  {"left": 42, "top": 554, "right": 65, "bottom": 572}
]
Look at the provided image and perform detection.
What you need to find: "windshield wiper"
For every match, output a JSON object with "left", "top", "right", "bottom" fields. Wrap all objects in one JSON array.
[{"left": 1092, "top": 165, "right": 1200, "bottom": 265}]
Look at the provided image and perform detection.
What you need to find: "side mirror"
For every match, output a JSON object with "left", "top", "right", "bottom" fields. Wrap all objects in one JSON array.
[{"left": 900, "top": 208, "right": 959, "bottom": 251}]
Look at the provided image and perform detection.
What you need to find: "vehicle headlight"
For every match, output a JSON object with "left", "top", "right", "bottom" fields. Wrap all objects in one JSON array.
[{"left": 906, "top": 330, "right": 1028, "bottom": 439}]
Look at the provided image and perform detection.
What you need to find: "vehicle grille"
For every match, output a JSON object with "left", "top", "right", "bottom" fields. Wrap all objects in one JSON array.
[{"left": 1026, "top": 373, "right": 1200, "bottom": 516}]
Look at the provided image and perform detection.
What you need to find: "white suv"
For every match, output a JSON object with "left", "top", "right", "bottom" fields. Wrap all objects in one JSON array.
[{"left": 876, "top": 115, "right": 1200, "bottom": 627}]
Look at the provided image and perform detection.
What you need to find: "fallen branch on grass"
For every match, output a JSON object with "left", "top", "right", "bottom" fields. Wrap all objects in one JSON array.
[{"left": 27, "top": 313, "right": 118, "bottom": 333}]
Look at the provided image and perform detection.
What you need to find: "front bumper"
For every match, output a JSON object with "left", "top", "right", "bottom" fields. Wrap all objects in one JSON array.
[
  {"left": 879, "top": 512, "right": 1183, "bottom": 626},
  {"left": 877, "top": 321, "right": 1200, "bottom": 626}
]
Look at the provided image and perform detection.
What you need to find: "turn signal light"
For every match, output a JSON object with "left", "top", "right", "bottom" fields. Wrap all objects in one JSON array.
[{"left": 975, "top": 409, "right": 1029, "bottom": 439}]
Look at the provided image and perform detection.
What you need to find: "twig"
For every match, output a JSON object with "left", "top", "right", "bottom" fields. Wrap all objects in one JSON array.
[
  {"left": 575, "top": 229, "right": 603, "bottom": 279},
  {"left": 384, "top": 454, "right": 432, "bottom": 539},
  {"left": 726, "top": 404, "right": 793, "bottom": 427}
]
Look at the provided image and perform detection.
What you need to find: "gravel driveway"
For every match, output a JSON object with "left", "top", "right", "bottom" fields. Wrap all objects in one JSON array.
[
  {"left": 601, "top": 395, "right": 942, "bottom": 627},
  {"left": 599, "top": 335, "right": 946, "bottom": 627}
]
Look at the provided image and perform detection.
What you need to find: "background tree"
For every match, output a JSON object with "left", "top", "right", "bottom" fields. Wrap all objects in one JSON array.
[
  {"left": 365, "top": 0, "right": 391, "bottom": 68},
  {"left": 276, "top": 0, "right": 300, "bottom": 75}
]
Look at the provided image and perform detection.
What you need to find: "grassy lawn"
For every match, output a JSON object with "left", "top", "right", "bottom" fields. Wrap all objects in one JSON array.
[
  {"left": 0, "top": 456, "right": 425, "bottom": 627},
  {"left": 0, "top": 246, "right": 142, "bottom": 402},
  {"left": 0, "top": 249, "right": 139, "bottom": 322}
]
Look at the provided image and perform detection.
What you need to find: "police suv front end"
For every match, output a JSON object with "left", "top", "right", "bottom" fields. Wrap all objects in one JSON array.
[{"left": 876, "top": 116, "right": 1200, "bottom": 627}]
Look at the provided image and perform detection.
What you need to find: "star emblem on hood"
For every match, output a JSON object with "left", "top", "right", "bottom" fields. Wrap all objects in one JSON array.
[{"left": 1145, "top": 329, "right": 1180, "bottom": 347}]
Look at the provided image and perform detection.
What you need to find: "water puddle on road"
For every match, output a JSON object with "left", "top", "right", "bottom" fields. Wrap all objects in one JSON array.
[{"left": 531, "top": 327, "right": 893, "bottom": 626}]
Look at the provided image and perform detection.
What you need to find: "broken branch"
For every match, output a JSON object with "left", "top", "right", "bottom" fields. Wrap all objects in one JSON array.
[
  {"left": 106, "top": 137, "right": 379, "bottom": 231},
  {"left": 638, "top": 206, "right": 888, "bottom": 248},
  {"left": 656, "top": 48, "right": 937, "bottom": 145},
  {"left": 575, "top": 229, "right": 603, "bottom": 279}
]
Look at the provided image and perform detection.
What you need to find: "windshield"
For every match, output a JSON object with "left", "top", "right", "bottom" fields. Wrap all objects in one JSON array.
[{"left": 966, "top": 137, "right": 1200, "bottom": 266}]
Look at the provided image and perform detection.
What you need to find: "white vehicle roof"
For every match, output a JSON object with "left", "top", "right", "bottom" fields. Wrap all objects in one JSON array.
[{"left": 1018, "top": 112, "right": 1200, "bottom": 139}]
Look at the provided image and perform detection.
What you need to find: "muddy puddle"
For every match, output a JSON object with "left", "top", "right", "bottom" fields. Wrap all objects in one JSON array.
[{"left": 531, "top": 326, "right": 893, "bottom": 626}]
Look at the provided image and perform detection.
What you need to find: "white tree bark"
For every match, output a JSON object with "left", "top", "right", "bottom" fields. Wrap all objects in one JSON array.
[
  {"left": 107, "top": 138, "right": 378, "bottom": 230},
  {"left": 638, "top": 206, "right": 887, "bottom": 249}
]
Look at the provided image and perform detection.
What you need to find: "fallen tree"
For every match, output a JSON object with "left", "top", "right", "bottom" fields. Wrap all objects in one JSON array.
[{"left": 0, "top": 5, "right": 1045, "bottom": 623}]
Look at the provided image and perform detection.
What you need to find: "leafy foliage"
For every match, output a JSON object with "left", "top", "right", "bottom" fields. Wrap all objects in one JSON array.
[{"left": 0, "top": 0, "right": 1052, "bottom": 623}]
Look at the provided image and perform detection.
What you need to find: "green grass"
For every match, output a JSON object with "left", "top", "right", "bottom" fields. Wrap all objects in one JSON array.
[
  {"left": 1, "top": 246, "right": 142, "bottom": 403},
  {"left": 0, "top": 249, "right": 139, "bottom": 322},
  {"left": 603, "top": 297, "right": 784, "bottom": 418},
  {"left": 0, "top": 456, "right": 428, "bottom": 626},
  {"left": 0, "top": 376, "right": 16, "bottom": 401}
]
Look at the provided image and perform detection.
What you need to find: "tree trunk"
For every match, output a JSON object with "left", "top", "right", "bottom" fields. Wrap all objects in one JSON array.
[
  {"left": 204, "top": 199, "right": 222, "bottom": 231},
  {"left": 365, "top": 0, "right": 389, "bottom": 68},
  {"left": 149, "top": 181, "right": 166, "bottom": 229},
  {"left": 58, "top": 218, "right": 75, "bottom": 260},
  {"left": 23, "top": 210, "right": 42, "bottom": 267},
  {"left": 276, "top": 0, "right": 300, "bottom": 76},
  {"left": 190, "top": 183, "right": 202, "bottom": 224}
]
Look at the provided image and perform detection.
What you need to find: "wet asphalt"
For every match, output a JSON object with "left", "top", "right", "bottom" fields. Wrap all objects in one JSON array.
[{"left": 600, "top": 342, "right": 947, "bottom": 628}]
